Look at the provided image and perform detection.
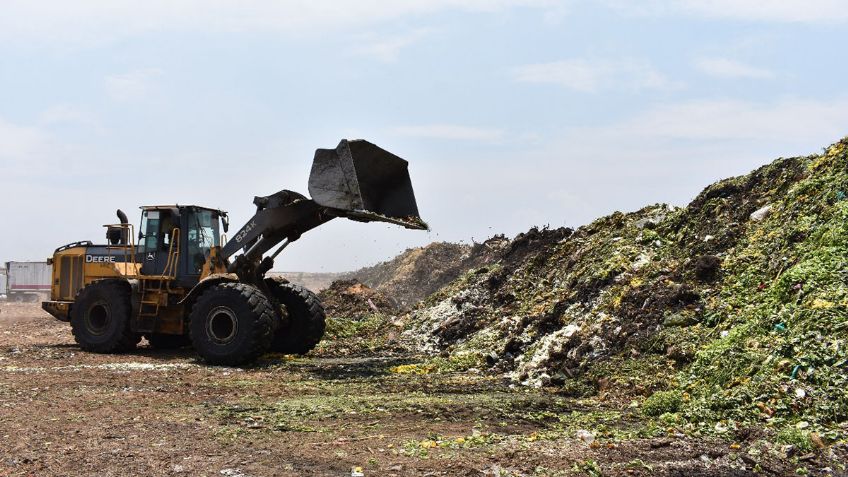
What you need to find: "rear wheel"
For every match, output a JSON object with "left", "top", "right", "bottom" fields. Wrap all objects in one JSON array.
[
  {"left": 147, "top": 333, "right": 191, "bottom": 349},
  {"left": 265, "top": 278, "right": 326, "bottom": 355},
  {"left": 189, "top": 283, "right": 274, "bottom": 365},
  {"left": 71, "top": 281, "right": 141, "bottom": 353}
]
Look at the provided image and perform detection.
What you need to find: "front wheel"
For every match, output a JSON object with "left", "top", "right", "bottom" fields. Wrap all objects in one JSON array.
[{"left": 189, "top": 283, "right": 275, "bottom": 365}]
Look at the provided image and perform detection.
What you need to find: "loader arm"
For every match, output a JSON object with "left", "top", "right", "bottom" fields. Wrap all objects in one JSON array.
[
  {"left": 220, "top": 191, "right": 332, "bottom": 281},
  {"left": 219, "top": 139, "right": 427, "bottom": 286}
]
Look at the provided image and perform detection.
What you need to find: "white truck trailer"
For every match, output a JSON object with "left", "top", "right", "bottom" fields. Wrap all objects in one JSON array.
[{"left": 4, "top": 261, "right": 52, "bottom": 302}]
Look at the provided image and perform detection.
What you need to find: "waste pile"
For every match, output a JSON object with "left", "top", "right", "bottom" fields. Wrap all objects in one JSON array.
[
  {"left": 344, "top": 238, "right": 509, "bottom": 308},
  {"left": 398, "top": 138, "right": 848, "bottom": 441},
  {"left": 269, "top": 272, "right": 343, "bottom": 292},
  {"left": 315, "top": 279, "right": 406, "bottom": 356},
  {"left": 318, "top": 279, "right": 400, "bottom": 319}
]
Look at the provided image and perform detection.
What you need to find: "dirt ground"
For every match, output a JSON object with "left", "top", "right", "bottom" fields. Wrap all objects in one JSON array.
[{"left": 0, "top": 303, "right": 833, "bottom": 477}]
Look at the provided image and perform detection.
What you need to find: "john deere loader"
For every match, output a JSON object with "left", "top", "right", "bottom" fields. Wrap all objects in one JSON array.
[{"left": 42, "top": 140, "right": 426, "bottom": 365}]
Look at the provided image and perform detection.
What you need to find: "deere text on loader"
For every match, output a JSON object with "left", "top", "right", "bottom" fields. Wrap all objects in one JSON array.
[{"left": 42, "top": 140, "right": 426, "bottom": 365}]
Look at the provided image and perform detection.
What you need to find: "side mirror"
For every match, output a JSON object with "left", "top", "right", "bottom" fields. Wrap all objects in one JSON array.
[
  {"left": 222, "top": 214, "right": 229, "bottom": 233},
  {"left": 138, "top": 230, "right": 144, "bottom": 241}
]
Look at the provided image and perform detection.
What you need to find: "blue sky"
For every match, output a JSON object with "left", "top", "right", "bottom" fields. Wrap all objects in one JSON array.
[{"left": 1, "top": 1, "right": 847, "bottom": 271}]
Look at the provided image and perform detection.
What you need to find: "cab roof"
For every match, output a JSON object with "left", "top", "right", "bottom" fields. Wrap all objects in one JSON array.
[{"left": 140, "top": 205, "right": 227, "bottom": 215}]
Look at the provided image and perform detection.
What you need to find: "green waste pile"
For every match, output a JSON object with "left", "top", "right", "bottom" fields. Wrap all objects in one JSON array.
[
  {"left": 396, "top": 138, "right": 848, "bottom": 441},
  {"left": 318, "top": 279, "right": 400, "bottom": 319},
  {"left": 343, "top": 238, "right": 510, "bottom": 308},
  {"left": 315, "top": 279, "right": 408, "bottom": 356},
  {"left": 317, "top": 235, "right": 508, "bottom": 355}
]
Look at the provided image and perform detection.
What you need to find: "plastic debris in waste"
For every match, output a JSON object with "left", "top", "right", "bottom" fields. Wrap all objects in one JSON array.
[
  {"left": 749, "top": 204, "right": 772, "bottom": 221},
  {"left": 576, "top": 429, "right": 595, "bottom": 446},
  {"left": 351, "top": 467, "right": 365, "bottom": 477}
]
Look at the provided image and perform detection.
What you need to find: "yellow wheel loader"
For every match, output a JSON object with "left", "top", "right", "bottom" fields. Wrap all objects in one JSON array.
[{"left": 42, "top": 140, "right": 426, "bottom": 365}]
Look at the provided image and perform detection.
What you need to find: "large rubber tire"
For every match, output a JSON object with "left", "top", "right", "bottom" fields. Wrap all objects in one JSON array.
[
  {"left": 264, "top": 277, "right": 326, "bottom": 355},
  {"left": 71, "top": 281, "right": 141, "bottom": 353},
  {"left": 188, "top": 283, "right": 275, "bottom": 365},
  {"left": 147, "top": 333, "right": 192, "bottom": 349}
]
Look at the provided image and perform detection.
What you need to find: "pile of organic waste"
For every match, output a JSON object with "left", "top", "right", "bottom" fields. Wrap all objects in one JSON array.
[
  {"left": 386, "top": 138, "right": 848, "bottom": 447},
  {"left": 318, "top": 279, "right": 400, "bottom": 319},
  {"left": 343, "top": 238, "right": 509, "bottom": 308}
]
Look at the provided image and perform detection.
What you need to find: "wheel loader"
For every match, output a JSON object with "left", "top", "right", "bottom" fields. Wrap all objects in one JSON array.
[{"left": 42, "top": 139, "right": 426, "bottom": 365}]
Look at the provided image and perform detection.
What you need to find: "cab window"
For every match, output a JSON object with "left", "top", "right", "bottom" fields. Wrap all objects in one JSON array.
[
  {"left": 140, "top": 210, "right": 161, "bottom": 251},
  {"left": 186, "top": 210, "right": 220, "bottom": 274}
]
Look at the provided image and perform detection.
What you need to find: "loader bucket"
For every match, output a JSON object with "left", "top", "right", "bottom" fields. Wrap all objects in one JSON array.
[{"left": 309, "top": 139, "right": 427, "bottom": 230}]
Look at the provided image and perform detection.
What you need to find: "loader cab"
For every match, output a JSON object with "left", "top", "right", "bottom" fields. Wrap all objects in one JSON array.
[{"left": 138, "top": 205, "right": 226, "bottom": 287}]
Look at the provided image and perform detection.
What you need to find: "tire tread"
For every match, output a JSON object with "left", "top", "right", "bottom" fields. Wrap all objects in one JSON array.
[
  {"left": 70, "top": 280, "right": 140, "bottom": 353},
  {"left": 265, "top": 277, "right": 326, "bottom": 355},
  {"left": 189, "top": 282, "right": 274, "bottom": 365}
]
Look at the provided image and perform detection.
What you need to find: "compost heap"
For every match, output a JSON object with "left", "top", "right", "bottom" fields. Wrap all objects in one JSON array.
[
  {"left": 401, "top": 138, "right": 848, "bottom": 439},
  {"left": 318, "top": 239, "right": 510, "bottom": 356},
  {"left": 318, "top": 279, "right": 400, "bottom": 318},
  {"left": 315, "top": 279, "right": 411, "bottom": 356},
  {"left": 344, "top": 238, "right": 509, "bottom": 308}
]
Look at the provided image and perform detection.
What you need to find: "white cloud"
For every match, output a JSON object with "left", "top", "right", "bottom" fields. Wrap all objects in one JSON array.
[
  {"left": 39, "top": 105, "right": 101, "bottom": 130},
  {"left": 352, "top": 29, "right": 431, "bottom": 62},
  {"left": 392, "top": 124, "right": 505, "bottom": 141},
  {"left": 604, "top": 98, "right": 848, "bottom": 142},
  {"left": 0, "top": 1, "right": 561, "bottom": 47},
  {"left": 513, "top": 58, "right": 672, "bottom": 92},
  {"left": 694, "top": 57, "right": 775, "bottom": 79},
  {"left": 602, "top": 0, "right": 848, "bottom": 23},
  {"left": 0, "top": 116, "right": 83, "bottom": 177},
  {"left": 497, "top": 96, "right": 848, "bottom": 236},
  {"left": 0, "top": 118, "right": 51, "bottom": 165},
  {"left": 105, "top": 68, "right": 164, "bottom": 101},
  {"left": 680, "top": 0, "right": 848, "bottom": 23}
]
